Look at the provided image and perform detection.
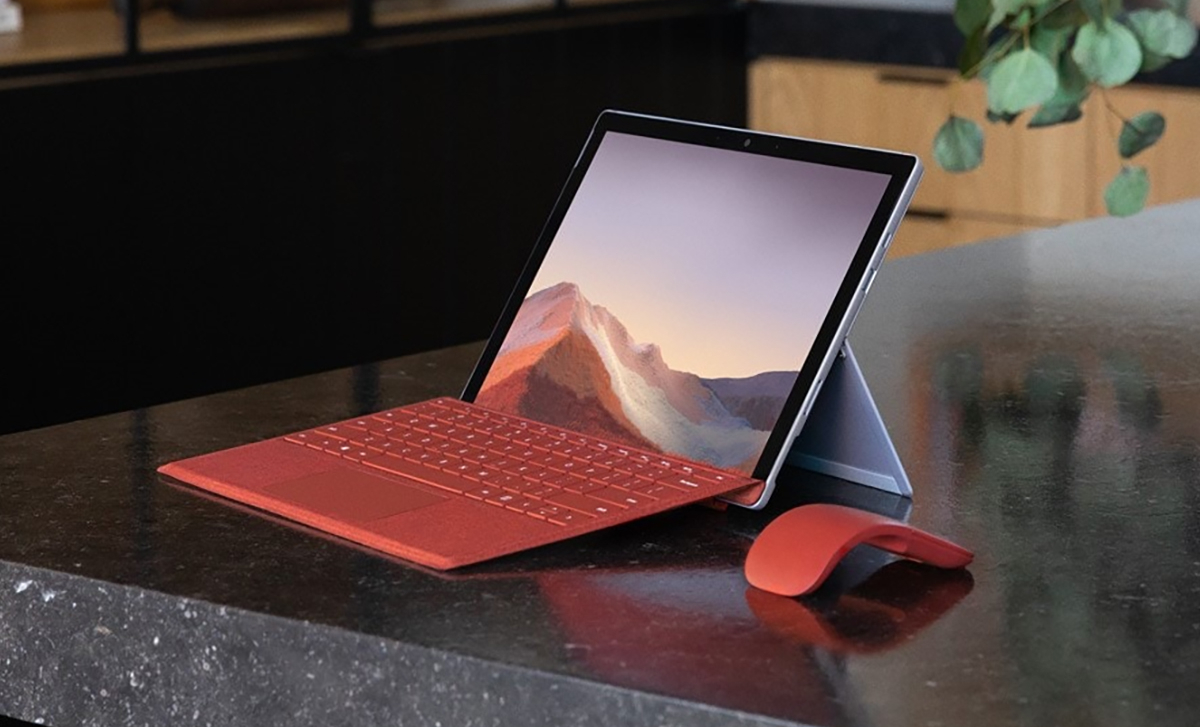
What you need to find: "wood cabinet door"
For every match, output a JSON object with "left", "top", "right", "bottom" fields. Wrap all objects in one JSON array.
[{"left": 890, "top": 213, "right": 1040, "bottom": 257}]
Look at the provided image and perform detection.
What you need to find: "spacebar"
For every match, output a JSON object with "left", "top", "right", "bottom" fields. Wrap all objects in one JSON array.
[{"left": 362, "top": 454, "right": 472, "bottom": 494}]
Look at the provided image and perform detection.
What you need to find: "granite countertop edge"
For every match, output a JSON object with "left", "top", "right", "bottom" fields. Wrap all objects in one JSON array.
[{"left": 0, "top": 560, "right": 788, "bottom": 727}]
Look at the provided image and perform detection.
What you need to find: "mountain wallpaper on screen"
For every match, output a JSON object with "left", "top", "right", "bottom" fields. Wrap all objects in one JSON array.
[{"left": 475, "top": 282, "right": 797, "bottom": 473}]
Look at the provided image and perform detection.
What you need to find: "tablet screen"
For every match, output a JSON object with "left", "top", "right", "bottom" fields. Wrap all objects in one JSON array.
[{"left": 470, "top": 125, "right": 896, "bottom": 477}]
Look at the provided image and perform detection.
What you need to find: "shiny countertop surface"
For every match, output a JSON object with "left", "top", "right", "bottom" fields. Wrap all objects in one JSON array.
[{"left": 4, "top": 201, "right": 1200, "bottom": 726}]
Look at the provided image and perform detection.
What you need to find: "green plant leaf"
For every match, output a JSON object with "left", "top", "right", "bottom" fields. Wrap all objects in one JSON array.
[
  {"left": 978, "top": 44, "right": 1004, "bottom": 80},
  {"left": 1054, "top": 53, "right": 1090, "bottom": 103},
  {"left": 934, "top": 116, "right": 985, "bottom": 172},
  {"left": 1118, "top": 111, "right": 1166, "bottom": 157},
  {"left": 959, "top": 27, "right": 989, "bottom": 76},
  {"left": 1127, "top": 9, "right": 1199, "bottom": 59},
  {"left": 986, "top": 5, "right": 1008, "bottom": 33},
  {"left": 955, "top": 0, "right": 993, "bottom": 35},
  {"left": 1080, "top": 0, "right": 1106, "bottom": 26},
  {"left": 1140, "top": 49, "right": 1172, "bottom": 72},
  {"left": 1028, "top": 51, "right": 1091, "bottom": 129},
  {"left": 992, "top": 0, "right": 1029, "bottom": 16},
  {"left": 977, "top": 33, "right": 1020, "bottom": 82},
  {"left": 987, "top": 108, "right": 1022, "bottom": 124},
  {"left": 1031, "top": 24, "right": 1073, "bottom": 62},
  {"left": 1028, "top": 102, "right": 1083, "bottom": 127},
  {"left": 1104, "top": 166, "right": 1149, "bottom": 216},
  {"left": 1073, "top": 21, "right": 1143, "bottom": 87},
  {"left": 1041, "top": 2, "right": 1087, "bottom": 30},
  {"left": 987, "top": 48, "right": 1059, "bottom": 114}
]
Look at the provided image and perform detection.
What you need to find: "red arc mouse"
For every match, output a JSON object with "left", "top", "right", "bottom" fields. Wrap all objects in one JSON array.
[{"left": 744, "top": 503, "right": 974, "bottom": 597}]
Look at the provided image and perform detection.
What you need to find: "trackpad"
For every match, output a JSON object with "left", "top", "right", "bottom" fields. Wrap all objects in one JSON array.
[{"left": 265, "top": 469, "right": 446, "bottom": 523}]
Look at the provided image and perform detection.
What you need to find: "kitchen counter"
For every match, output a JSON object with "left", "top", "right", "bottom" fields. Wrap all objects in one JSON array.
[{"left": 4, "top": 200, "right": 1200, "bottom": 726}]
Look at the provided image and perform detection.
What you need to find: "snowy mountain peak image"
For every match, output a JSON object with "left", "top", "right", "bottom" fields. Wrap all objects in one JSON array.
[{"left": 476, "top": 283, "right": 797, "bottom": 474}]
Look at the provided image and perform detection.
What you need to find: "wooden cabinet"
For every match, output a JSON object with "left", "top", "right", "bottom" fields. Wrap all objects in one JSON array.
[
  {"left": 750, "top": 56, "right": 1200, "bottom": 257},
  {"left": 894, "top": 212, "right": 1037, "bottom": 257}
]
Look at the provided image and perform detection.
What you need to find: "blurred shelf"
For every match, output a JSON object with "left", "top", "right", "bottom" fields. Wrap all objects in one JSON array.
[
  {"left": 374, "top": 0, "right": 551, "bottom": 28},
  {"left": 0, "top": 8, "right": 123, "bottom": 67},
  {"left": 140, "top": 5, "right": 348, "bottom": 52},
  {"left": 0, "top": 0, "right": 727, "bottom": 75}
]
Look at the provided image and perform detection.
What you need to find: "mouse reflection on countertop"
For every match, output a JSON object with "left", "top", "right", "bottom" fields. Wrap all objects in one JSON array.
[{"left": 744, "top": 503, "right": 974, "bottom": 597}]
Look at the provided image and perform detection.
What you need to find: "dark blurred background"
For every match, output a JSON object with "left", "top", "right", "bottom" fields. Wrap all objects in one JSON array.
[{"left": 0, "top": 2, "right": 747, "bottom": 435}]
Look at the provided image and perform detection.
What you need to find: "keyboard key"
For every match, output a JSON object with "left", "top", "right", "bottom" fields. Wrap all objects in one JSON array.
[
  {"left": 464, "top": 486, "right": 504, "bottom": 501},
  {"left": 555, "top": 459, "right": 587, "bottom": 474},
  {"left": 510, "top": 432, "right": 540, "bottom": 446},
  {"left": 562, "top": 478, "right": 605, "bottom": 495},
  {"left": 411, "top": 433, "right": 446, "bottom": 448},
  {"left": 382, "top": 411, "right": 425, "bottom": 428},
  {"left": 341, "top": 447, "right": 375, "bottom": 463},
  {"left": 316, "top": 425, "right": 350, "bottom": 441},
  {"left": 431, "top": 454, "right": 464, "bottom": 471},
  {"left": 542, "top": 471, "right": 585, "bottom": 489},
  {"left": 502, "top": 462, "right": 542, "bottom": 479},
  {"left": 485, "top": 491, "right": 520, "bottom": 508},
  {"left": 569, "top": 448, "right": 607, "bottom": 463},
  {"left": 628, "top": 482, "right": 679, "bottom": 499},
  {"left": 542, "top": 439, "right": 573, "bottom": 454},
  {"left": 453, "top": 431, "right": 487, "bottom": 446},
  {"left": 409, "top": 451, "right": 441, "bottom": 467},
  {"left": 520, "top": 467, "right": 555, "bottom": 483},
  {"left": 616, "top": 461, "right": 657, "bottom": 479},
  {"left": 486, "top": 457, "right": 519, "bottom": 471},
  {"left": 597, "top": 469, "right": 636, "bottom": 487},
  {"left": 591, "top": 452, "right": 627, "bottom": 468},
  {"left": 691, "top": 470, "right": 744, "bottom": 487},
  {"left": 439, "top": 426, "right": 465, "bottom": 440},
  {"left": 655, "top": 473, "right": 705, "bottom": 489},
  {"left": 528, "top": 452, "right": 562, "bottom": 468},
  {"left": 589, "top": 487, "right": 651, "bottom": 508},
  {"left": 547, "top": 491, "right": 621, "bottom": 517},
  {"left": 531, "top": 504, "right": 587, "bottom": 525},
  {"left": 446, "top": 461, "right": 475, "bottom": 476},
  {"left": 488, "top": 472, "right": 526, "bottom": 491},
  {"left": 545, "top": 511, "right": 584, "bottom": 526},
  {"left": 523, "top": 484, "right": 560, "bottom": 500},
  {"left": 390, "top": 443, "right": 423, "bottom": 459},
  {"left": 506, "top": 498, "right": 544, "bottom": 516},
  {"left": 347, "top": 433, "right": 384, "bottom": 447},
  {"left": 489, "top": 442, "right": 524, "bottom": 457},
  {"left": 464, "top": 468, "right": 498, "bottom": 483}
]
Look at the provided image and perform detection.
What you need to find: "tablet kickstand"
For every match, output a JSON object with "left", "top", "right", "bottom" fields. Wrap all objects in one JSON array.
[{"left": 785, "top": 342, "right": 912, "bottom": 498}]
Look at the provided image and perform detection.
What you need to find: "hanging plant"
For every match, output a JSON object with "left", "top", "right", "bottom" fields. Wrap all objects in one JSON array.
[{"left": 934, "top": 0, "right": 1198, "bottom": 216}]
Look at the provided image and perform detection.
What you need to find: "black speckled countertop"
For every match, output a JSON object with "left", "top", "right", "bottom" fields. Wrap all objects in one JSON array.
[
  {"left": 4, "top": 200, "right": 1200, "bottom": 726},
  {"left": 749, "top": 1, "right": 1200, "bottom": 88}
]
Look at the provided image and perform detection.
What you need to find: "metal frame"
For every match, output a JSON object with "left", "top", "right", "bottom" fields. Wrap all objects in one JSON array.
[{"left": 786, "top": 342, "right": 912, "bottom": 498}]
